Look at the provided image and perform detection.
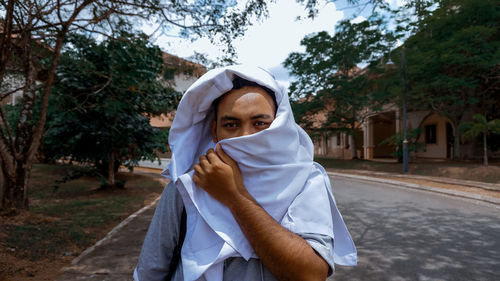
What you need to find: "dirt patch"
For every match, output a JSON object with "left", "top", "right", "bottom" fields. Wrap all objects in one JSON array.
[
  {"left": 435, "top": 166, "right": 500, "bottom": 183},
  {"left": 0, "top": 164, "right": 165, "bottom": 281},
  {"left": 0, "top": 252, "right": 73, "bottom": 281},
  {"left": 316, "top": 157, "right": 500, "bottom": 183}
]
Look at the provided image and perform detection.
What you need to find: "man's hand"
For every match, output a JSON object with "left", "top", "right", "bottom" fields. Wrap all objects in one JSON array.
[
  {"left": 193, "top": 144, "right": 250, "bottom": 207},
  {"left": 192, "top": 143, "right": 329, "bottom": 281}
]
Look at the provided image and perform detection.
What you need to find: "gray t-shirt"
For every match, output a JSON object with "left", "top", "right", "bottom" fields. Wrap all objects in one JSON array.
[{"left": 135, "top": 182, "right": 335, "bottom": 281}]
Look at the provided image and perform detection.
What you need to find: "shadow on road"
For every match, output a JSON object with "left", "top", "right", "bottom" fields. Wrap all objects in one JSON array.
[{"left": 332, "top": 199, "right": 500, "bottom": 281}]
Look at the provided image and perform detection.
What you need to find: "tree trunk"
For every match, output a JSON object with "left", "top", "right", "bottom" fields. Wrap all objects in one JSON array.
[
  {"left": 1, "top": 160, "right": 31, "bottom": 211},
  {"left": 0, "top": 0, "right": 105, "bottom": 213},
  {"left": 350, "top": 112, "right": 358, "bottom": 159},
  {"left": 483, "top": 133, "right": 488, "bottom": 166},
  {"left": 351, "top": 133, "right": 358, "bottom": 159},
  {"left": 453, "top": 120, "right": 461, "bottom": 160},
  {"left": 107, "top": 151, "right": 116, "bottom": 187}
]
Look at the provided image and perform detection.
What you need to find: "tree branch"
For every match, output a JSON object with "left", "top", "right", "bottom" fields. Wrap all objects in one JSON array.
[
  {"left": 0, "top": 106, "right": 16, "bottom": 155},
  {"left": 28, "top": 0, "right": 96, "bottom": 162},
  {"left": 0, "top": 0, "right": 16, "bottom": 88},
  {"left": 0, "top": 85, "right": 25, "bottom": 102}
]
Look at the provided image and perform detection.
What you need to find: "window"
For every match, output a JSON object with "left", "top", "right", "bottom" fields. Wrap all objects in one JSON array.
[
  {"left": 425, "top": 124, "right": 437, "bottom": 144},
  {"left": 163, "top": 69, "right": 175, "bottom": 80},
  {"left": 336, "top": 133, "right": 341, "bottom": 146}
]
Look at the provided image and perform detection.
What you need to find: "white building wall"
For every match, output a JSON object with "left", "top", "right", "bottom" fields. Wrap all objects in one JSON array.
[
  {"left": 407, "top": 111, "right": 430, "bottom": 131},
  {"left": 1, "top": 73, "right": 25, "bottom": 105},
  {"left": 416, "top": 113, "right": 449, "bottom": 158},
  {"left": 173, "top": 73, "right": 199, "bottom": 93}
]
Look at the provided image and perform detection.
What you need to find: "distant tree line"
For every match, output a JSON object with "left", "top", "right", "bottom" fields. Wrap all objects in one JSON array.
[
  {"left": 0, "top": 0, "right": 322, "bottom": 213},
  {"left": 285, "top": 0, "right": 500, "bottom": 163}
]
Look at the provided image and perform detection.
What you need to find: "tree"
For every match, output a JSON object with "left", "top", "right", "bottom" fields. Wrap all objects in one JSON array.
[
  {"left": 327, "top": 0, "right": 499, "bottom": 161},
  {"left": 187, "top": 51, "right": 235, "bottom": 71},
  {"left": 379, "top": 128, "right": 424, "bottom": 163},
  {"left": 0, "top": 0, "right": 322, "bottom": 212},
  {"left": 459, "top": 114, "right": 500, "bottom": 166},
  {"left": 43, "top": 29, "right": 174, "bottom": 187},
  {"left": 388, "top": 0, "right": 500, "bottom": 160},
  {"left": 284, "top": 18, "right": 395, "bottom": 159}
]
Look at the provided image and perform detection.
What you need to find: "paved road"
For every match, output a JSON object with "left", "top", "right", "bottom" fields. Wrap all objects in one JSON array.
[{"left": 329, "top": 176, "right": 500, "bottom": 281}]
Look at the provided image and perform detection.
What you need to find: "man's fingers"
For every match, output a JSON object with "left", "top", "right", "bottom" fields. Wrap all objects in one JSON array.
[
  {"left": 206, "top": 148, "right": 222, "bottom": 165},
  {"left": 198, "top": 154, "right": 210, "bottom": 167},
  {"left": 192, "top": 174, "right": 200, "bottom": 185},
  {"left": 193, "top": 164, "right": 205, "bottom": 187},
  {"left": 193, "top": 163, "right": 203, "bottom": 175},
  {"left": 215, "top": 143, "right": 237, "bottom": 166}
]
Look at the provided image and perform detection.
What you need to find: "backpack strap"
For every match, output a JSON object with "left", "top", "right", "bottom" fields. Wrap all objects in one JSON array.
[{"left": 166, "top": 206, "right": 187, "bottom": 281}]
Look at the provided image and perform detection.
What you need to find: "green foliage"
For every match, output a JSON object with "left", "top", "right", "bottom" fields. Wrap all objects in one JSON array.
[
  {"left": 187, "top": 51, "right": 236, "bottom": 70},
  {"left": 285, "top": 18, "right": 394, "bottom": 98},
  {"left": 393, "top": 0, "right": 500, "bottom": 118},
  {"left": 6, "top": 222, "right": 91, "bottom": 260},
  {"left": 2, "top": 0, "right": 301, "bottom": 211},
  {"left": 284, "top": 17, "right": 395, "bottom": 156},
  {"left": 460, "top": 114, "right": 500, "bottom": 141},
  {"left": 378, "top": 0, "right": 500, "bottom": 160},
  {"left": 44, "top": 27, "right": 177, "bottom": 175},
  {"left": 459, "top": 113, "right": 500, "bottom": 165},
  {"left": 1, "top": 103, "right": 20, "bottom": 133},
  {"left": 379, "top": 128, "right": 424, "bottom": 163}
]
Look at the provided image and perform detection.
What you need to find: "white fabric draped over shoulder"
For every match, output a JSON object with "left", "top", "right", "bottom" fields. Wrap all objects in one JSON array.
[{"left": 162, "top": 65, "right": 357, "bottom": 281}]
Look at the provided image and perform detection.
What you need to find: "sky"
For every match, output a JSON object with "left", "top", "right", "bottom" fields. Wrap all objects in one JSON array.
[
  {"left": 142, "top": 0, "right": 359, "bottom": 85},
  {"left": 143, "top": 0, "right": 404, "bottom": 86},
  {"left": 0, "top": 0, "right": 403, "bottom": 86}
]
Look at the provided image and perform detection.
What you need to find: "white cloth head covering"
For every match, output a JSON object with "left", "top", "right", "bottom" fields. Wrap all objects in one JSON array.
[{"left": 163, "top": 65, "right": 356, "bottom": 281}]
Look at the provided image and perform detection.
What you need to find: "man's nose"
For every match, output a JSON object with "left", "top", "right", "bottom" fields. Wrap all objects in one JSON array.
[{"left": 240, "top": 124, "right": 256, "bottom": 137}]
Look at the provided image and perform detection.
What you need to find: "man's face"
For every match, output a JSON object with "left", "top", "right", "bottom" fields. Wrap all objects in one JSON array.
[{"left": 211, "top": 86, "right": 276, "bottom": 142}]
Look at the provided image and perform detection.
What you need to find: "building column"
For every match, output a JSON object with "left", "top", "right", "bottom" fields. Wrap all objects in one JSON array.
[
  {"left": 321, "top": 132, "right": 327, "bottom": 156},
  {"left": 395, "top": 109, "right": 401, "bottom": 134},
  {"left": 364, "top": 117, "right": 374, "bottom": 159},
  {"left": 340, "top": 132, "right": 346, "bottom": 159},
  {"left": 363, "top": 121, "right": 368, "bottom": 159}
]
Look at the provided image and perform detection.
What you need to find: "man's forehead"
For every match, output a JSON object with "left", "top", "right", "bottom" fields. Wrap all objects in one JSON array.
[{"left": 217, "top": 86, "right": 276, "bottom": 110}]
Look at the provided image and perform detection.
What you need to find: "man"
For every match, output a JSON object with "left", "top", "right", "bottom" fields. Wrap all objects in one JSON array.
[{"left": 134, "top": 65, "right": 356, "bottom": 281}]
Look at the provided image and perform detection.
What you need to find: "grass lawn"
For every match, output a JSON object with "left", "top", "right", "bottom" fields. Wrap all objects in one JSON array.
[
  {"left": 0, "top": 164, "right": 165, "bottom": 281},
  {"left": 315, "top": 157, "right": 500, "bottom": 183}
]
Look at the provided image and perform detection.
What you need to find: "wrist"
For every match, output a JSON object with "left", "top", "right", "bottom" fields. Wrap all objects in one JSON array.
[{"left": 227, "top": 188, "right": 256, "bottom": 212}]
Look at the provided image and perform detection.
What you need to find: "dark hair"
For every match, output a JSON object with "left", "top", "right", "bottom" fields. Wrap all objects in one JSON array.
[{"left": 213, "top": 76, "right": 278, "bottom": 119}]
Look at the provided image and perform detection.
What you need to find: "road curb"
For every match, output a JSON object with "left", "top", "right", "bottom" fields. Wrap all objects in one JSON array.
[
  {"left": 327, "top": 172, "right": 500, "bottom": 206},
  {"left": 63, "top": 193, "right": 162, "bottom": 270},
  {"left": 327, "top": 169, "right": 500, "bottom": 191}
]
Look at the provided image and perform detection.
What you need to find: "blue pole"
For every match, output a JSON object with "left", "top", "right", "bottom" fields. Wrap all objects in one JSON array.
[{"left": 401, "top": 47, "right": 408, "bottom": 173}]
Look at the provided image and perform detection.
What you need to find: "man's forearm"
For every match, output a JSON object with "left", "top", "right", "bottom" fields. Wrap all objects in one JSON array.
[
  {"left": 228, "top": 191, "right": 329, "bottom": 281},
  {"left": 193, "top": 148, "right": 329, "bottom": 280}
]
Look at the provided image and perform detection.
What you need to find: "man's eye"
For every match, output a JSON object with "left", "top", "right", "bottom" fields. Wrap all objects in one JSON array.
[
  {"left": 222, "top": 123, "right": 239, "bottom": 128},
  {"left": 255, "top": 121, "right": 269, "bottom": 126}
]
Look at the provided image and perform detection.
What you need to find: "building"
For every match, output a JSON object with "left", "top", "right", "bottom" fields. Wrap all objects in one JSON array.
[
  {"left": 0, "top": 24, "right": 52, "bottom": 106},
  {"left": 148, "top": 53, "right": 207, "bottom": 128},
  {"left": 308, "top": 65, "right": 469, "bottom": 161},
  {"left": 313, "top": 102, "right": 473, "bottom": 161},
  {"left": 362, "top": 107, "right": 456, "bottom": 160}
]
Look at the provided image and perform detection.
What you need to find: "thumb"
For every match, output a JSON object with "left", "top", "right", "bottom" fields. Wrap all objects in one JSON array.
[{"left": 216, "top": 143, "right": 237, "bottom": 166}]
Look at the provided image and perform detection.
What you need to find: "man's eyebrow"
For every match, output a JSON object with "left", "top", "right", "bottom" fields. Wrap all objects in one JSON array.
[
  {"left": 220, "top": 115, "right": 240, "bottom": 121},
  {"left": 251, "top": 114, "right": 273, "bottom": 119}
]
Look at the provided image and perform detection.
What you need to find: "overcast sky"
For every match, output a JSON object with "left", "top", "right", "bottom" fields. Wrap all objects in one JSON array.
[
  {"left": 0, "top": 1, "right": 403, "bottom": 85},
  {"left": 142, "top": 0, "right": 335, "bottom": 85},
  {"left": 0, "top": 0, "right": 404, "bottom": 85},
  {"left": 146, "top": 0, "right": 403, "bottom": 85}
]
